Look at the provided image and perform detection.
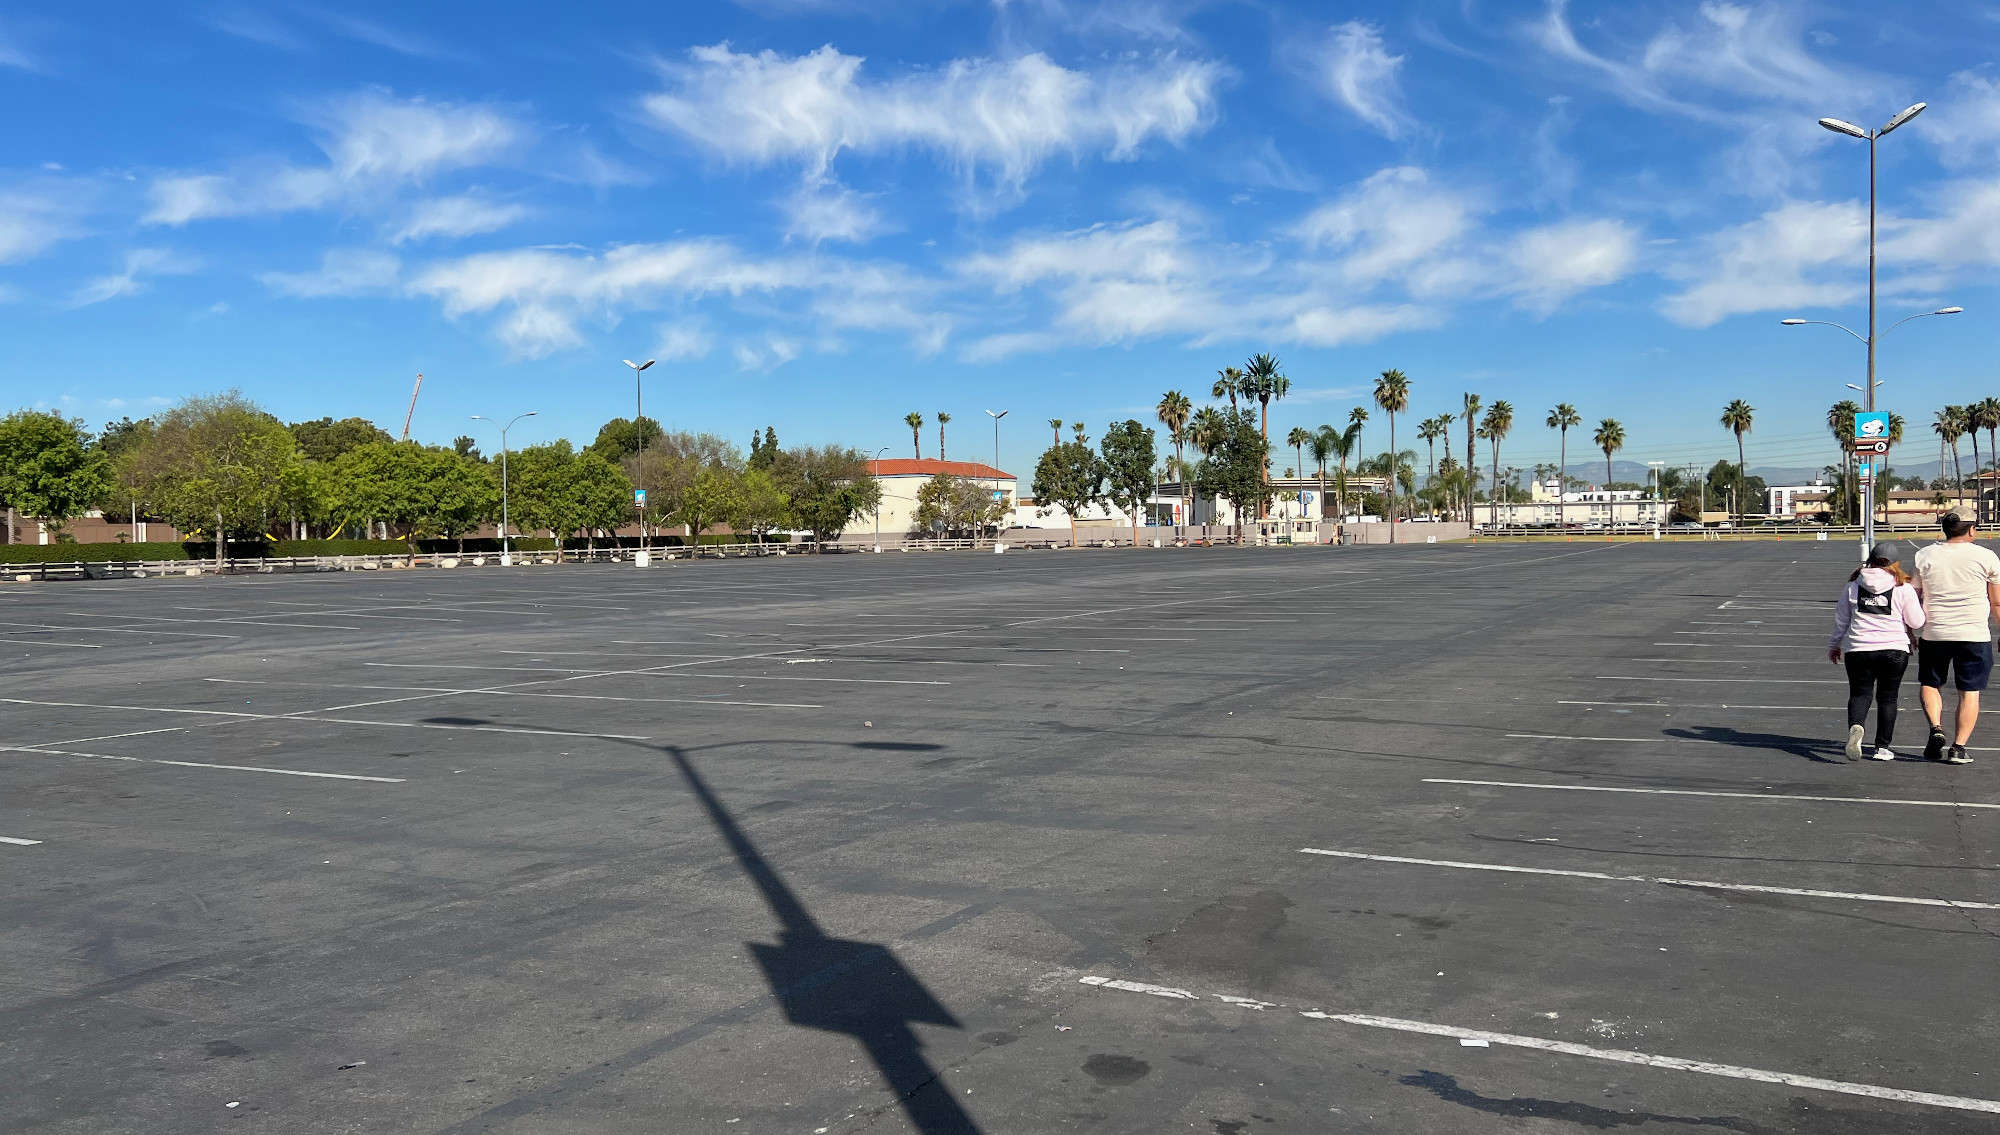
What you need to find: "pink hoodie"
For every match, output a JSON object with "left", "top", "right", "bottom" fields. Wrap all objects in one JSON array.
[{"left": 1830, "top": 566, "right": 1924, "bottom": 653}]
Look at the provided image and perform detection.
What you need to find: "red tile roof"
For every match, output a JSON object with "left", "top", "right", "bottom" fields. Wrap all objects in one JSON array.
[{"left": 870, "top": 459, "right": 1013, "bottom": 479}]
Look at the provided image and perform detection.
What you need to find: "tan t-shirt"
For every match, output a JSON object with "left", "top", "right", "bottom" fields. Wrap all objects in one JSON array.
[{"left": 1914, "top": 541, "right": 2000, "bottom": 641}]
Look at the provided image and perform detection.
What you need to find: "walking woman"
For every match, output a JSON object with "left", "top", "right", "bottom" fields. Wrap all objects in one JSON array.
[{"left": 1829, "top": 541, "right": 1926, "bottom": 761}]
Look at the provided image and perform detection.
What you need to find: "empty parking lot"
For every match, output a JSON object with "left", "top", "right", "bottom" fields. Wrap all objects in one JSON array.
[{"left": 3, "top": 541, "right": 1996, "bottom": 1134}]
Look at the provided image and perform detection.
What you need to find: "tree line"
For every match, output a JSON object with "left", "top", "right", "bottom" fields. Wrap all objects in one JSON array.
[{"left": 0, "top": 394, "right": 881, "bottom": 555}]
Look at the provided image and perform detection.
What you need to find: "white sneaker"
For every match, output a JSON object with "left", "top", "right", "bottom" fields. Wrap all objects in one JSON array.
[
  {"left": 1844, "top": 724, "right": 1865, "bottom": 761},
  {"left": 1867, "top": 745, "right": 1896, "bottom": 761}
]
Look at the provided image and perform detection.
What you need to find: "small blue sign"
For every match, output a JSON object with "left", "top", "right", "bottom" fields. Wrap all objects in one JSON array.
[
  {"left": 1855, "top": 411, "right": 1890, "bottom": 441},
  {"left": 634, "top": 488, "right": 648, "bottom": 507}
]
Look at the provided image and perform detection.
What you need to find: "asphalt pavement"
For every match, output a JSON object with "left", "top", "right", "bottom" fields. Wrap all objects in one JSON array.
[{"left": 2, "top": 539, "right": 1995, "bottom": 1134}]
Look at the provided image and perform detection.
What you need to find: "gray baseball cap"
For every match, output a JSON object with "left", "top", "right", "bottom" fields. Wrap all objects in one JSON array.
[{"left": 1869, "top": 540, "right": 1904, "bottom": 563}]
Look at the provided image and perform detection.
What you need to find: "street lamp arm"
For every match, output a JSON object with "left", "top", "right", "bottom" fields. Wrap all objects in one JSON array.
[
  {"left": 1880, "top": 307, "right": 1963, "bottom": 338},
  {"left": 1781, "top": 318, "right": 1867, "bottom": 344}
]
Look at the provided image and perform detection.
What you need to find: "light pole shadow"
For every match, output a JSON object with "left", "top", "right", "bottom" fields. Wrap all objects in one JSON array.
[{"left": 668, "top": 746, "right": 982, "bottom": 1135}]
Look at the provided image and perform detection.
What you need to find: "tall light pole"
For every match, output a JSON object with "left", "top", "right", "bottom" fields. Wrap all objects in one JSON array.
[
  {"left": 471, "top": 412, "right": 536, "bottom": 565},
  {"left": 984, "top": 409, "right": 1008, "bottom": 544},
  {"left": 624, "top": 359, "right": 656, "bottom": 552},
  {"left": 873, "top": 445, "right": 890, "bottom": 553},
  {"left": 1792, "top": 102, "right": 1936, "bottom": 553}
]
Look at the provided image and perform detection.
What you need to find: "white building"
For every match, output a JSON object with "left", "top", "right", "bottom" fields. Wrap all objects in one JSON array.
[
  {"left": 1768, "top": 482, "right": 1829, "bottom": 517},
  {"left": 1478, "top": 486, "right": 1670, "bottom": 528},
  {"left": 866, "top": 459, "right": 1016, "bottom": 536}
]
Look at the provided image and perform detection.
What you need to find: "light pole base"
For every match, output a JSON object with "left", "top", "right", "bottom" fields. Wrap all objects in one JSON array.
[{"left": 635, "top": 550, "right": 651, "bottom": 568}]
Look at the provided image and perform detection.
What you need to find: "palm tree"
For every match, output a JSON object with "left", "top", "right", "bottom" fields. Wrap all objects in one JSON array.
[
  {"left": 1829, "top": 401, "right": 1861, "bottom": 524},
  {"left": 1189, "top": 406, "right": 1225, "bottom": 530},
  {"left": 1719, "top": 399, "right": 1754, "bottom": 523},
  {"left": 1157, "top": 390, "right": 1192, "bottom": 531},
  {"left": 1934, "top": 408, "right": 1963, "bottom": 514},
  {"left": 905, "top": 411, "right": 925, "bottom": 459},
  {"left": 1460, "top": 393, "right": 1482, "bottom": 523},
  {"left": 1594, "top": 419, "right": 1625, "bottom": 489},
  {"left": 1546, "top": 402, "right": 1580, "bottom": 528},
  {"left": 936, "top": 411, "right": 951, "bottom": 461},
  {"left": 1048, "top": 417, "right": 1063, "bottom": 446},
  {"left": 1978, "top": 398, "right": 2000, "bottom": 523},
  {"left": 1243, "top": 353, "right": 1289, "bottom": 514},
  {"left": 1481, "top": 400, "right": 1514, "bottom": 528},
  {"left": 1309, "top": 425, "right": 1338, "bottom": 523},
  {"left": 1213, "top": 367, "right": 1243, "bottom": 408},
  {"left": 1284, "top": 425, "right": 1312, "bottom": 518},
  {"left": 1415, "top": 416, "right": 1444, "bottom": 517},
  {"left": 1374, "top": 370, "right": 1411, "bottom": 533},
  {"left": 1347, "top": 406, "right": 1368, "bottom": 469}
]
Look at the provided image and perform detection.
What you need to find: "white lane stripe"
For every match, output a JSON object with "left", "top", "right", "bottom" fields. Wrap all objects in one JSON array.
[
  {"left": 1, "top": 638, "right": 103, "bottom": 649},
  {"left": 1559, "top": 699, "right": 2000, "bottom": 716},
  {"left": 1596, "top": 676, "right": 1838, "bottom": 683},
  {"left": 0, "top": 745, "right": 403, "bottom": 782},
  {"left": 1077, "top": 976, "right": 1197, "bottom": 999},
  {"left": 1297, "top": 848, "right": 2000, "bottom": 910},
  {"left": 1074, "top": 978, "right": 2000, "bottom": 1115},
  {"left": 1302, "top": 1013, "right": 2000, "bottom": 1116},
  {"left": 1422, "top": 778, "right": 2000, "bottom": 810},
  {"left": 1650, "top": 643, "right": 1800, "bottom": 649},
  {"left": 0, "top": 835, "right": 43, "bottom": 846}
]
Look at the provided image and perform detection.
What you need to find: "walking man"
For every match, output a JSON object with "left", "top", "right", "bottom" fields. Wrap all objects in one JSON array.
[{"left": 1913, "top": 513, "right": 2000, "bottom": 764}]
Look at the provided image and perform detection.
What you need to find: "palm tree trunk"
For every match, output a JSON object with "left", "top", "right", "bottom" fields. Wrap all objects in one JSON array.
[
  {"left": 1736, "top": 432, "right": 1747, "bottom": 521},
  {"left": 1388, "top": 412, "right": 1398, "bottom": 539},
  {"left": 1558, "top": 429, "right": 1567, "bottom": 528},
  {"left": 1490, "top": 439, "right": 1500, "bottom": 529}
]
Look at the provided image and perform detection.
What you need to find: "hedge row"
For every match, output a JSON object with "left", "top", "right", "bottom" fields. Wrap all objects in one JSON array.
[{"left": 0, "top": 532, "right": 792, "bottom": 563}]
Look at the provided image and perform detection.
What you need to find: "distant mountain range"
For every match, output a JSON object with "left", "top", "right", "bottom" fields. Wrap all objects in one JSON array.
[{"left": 1533, "top": 458, "right": 1956, "bottom": 488}]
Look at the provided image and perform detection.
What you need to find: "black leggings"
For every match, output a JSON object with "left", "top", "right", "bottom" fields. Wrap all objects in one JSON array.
[{"left": 1845, "top": 649, "right": 1910, "bottom": 745}]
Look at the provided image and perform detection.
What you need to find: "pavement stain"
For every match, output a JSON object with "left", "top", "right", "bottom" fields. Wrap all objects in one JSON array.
[
  {"left": 1145, "top": 891, "right": 1295, "bottom": 977},
  {"left": 1081, "top": 1054, "right": 1151, "bottom": 1086}
]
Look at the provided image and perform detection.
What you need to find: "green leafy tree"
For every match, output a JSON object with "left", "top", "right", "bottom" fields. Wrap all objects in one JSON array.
[
  {"left": 913, "top": 473, "right": 1006, "bottom": 538},
  {"left": 748, "top": 427, "right": 780, "bottom": 472},
  {"left": 290, "top": 416, "right": 392, "bottom": 463},
  {"left": 1192, "top": 407, "right": 1268, "bottom": 541},
  {"left": 677, "top": 467, "right": 740, "bottom": 549},
  {"left": 0, "top": 411, "right": 112, "bottom": 542},
  {"left": 1100, "top": 419, "right": 1158, "bottom": 544},
  {"left": 93, "top": 416, "right": 154, "bottom": 462},
  {"left": 729, "top": 466, "right": 790, "bottom": 542},
  {"left": 771, "top": 445, "right": 881, "bottom": 547},
  {"left": 1705, "top": 460, "right": 1767, "bottom": 521},
  {"left": 587, "top": 416, "right": 664, "bottom": 462},
  {"left": 125, "top": 392, "right": 299, "bottom": 554},
  {"left": 1032, "top": 427, "right": 1106, "bottom": 546},
  {"left": 277, "top": 456, "right": 339, "bottom": 538},
  {"left": 452, "top": 435, "right": 484, "bottom": 462},
  {"left": 333, "top": 442, "right": 500, "bottom": 558},
  {"left": 623, "top": 430, "right": 742, "bottom": 541},
  {"left": 512, "top": 441, "right": 635, "bottom": 560}
]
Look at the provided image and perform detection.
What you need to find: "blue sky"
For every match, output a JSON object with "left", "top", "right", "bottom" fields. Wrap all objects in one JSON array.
[{"left": 3, "top": 1, "right": 1998, "bottom": 480}]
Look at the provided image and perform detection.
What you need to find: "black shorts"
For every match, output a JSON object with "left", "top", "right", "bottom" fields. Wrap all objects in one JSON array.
[{"left": 1917, "top": 639, "right": 1994, "bottom": 693}]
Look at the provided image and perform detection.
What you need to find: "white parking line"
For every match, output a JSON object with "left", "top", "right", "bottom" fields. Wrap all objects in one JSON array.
[
  {"left": 0, "top": 836, "right": 42, "bottom": 846},
  {"left": 1423, "top": 778, "right": 2000, "bottom": 809},
  {"left": 1596, "top": 676, "right": 1838, "bottom": 684},
  {"left": 1298, "top": 848, "right": 2000, "bottom": 910},
  {"left": 1651, "top": 643, "right": 1801, "bottom": 649},
  {"left": 1304, "top": 1013, "right": 2000, "bottom": 1116},
  {"left": 1, "top": 745, "right": 403, "bottom": 782},
  {"left": 1559, "top": 700, "right": 2000, "bottom": 715},
  {"left": 1508, "top": 732, "right": 2000, "bottom": 752},
  {"left": 1075, "top": 977, "right": 2000, "bottom": 1115}
]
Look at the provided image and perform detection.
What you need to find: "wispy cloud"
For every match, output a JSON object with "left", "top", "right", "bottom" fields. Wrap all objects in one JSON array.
[
  {"left": 391, "top": 195, "right": 529, "bottom": 243},
  {"left": 259, "top": 248, "right": 402, "bottom": 297},
  {"left": 641, "top": 43, "right": 1224, "bottom": 207},
  {"left": 145, "top": 89, "right": 524, "bottom": 223},
  {"left": 1311, "top": 21, "right": 1417, "bottom": 139},
  {"left": 72, "top": 249, "right": 198, "bottom": 306}
]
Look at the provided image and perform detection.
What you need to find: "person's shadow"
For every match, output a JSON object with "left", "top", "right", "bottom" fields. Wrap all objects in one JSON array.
[
  {"left": 1664, "top": 724, "right": 1840, "bottom": 763},
  {"left": 668, "top": 747, "right": 982, "bottom": 1134}
]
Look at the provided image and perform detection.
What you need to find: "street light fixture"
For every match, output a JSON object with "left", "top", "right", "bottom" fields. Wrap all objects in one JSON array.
[
  {"left": 984, "top": 409, "right": 1009, "bottom": 544},
  {"left": 471, "top": 412, "right": 537, "bottom": 565},
  {"left": 873, "top": 445, "right": 891, "bottom": 553},
  {"left": 1786, "top": 100, "right": 1947, "bottom": 553},
  {"left": 623, "top": 359, "right": 656, "bottom": 552}
]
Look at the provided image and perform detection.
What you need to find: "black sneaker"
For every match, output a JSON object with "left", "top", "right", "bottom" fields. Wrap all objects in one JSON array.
[
  {"left": 1924, "top": 729, "right": 1949, "bottom": 762},
  {"left": 1944, "top": 746, "right": 1974, "bottom": 765}
]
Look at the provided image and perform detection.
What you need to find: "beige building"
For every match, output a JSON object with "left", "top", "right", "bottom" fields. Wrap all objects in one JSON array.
[{"left": 865, "top": 459, "right": 1016, "bottom": 538}]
